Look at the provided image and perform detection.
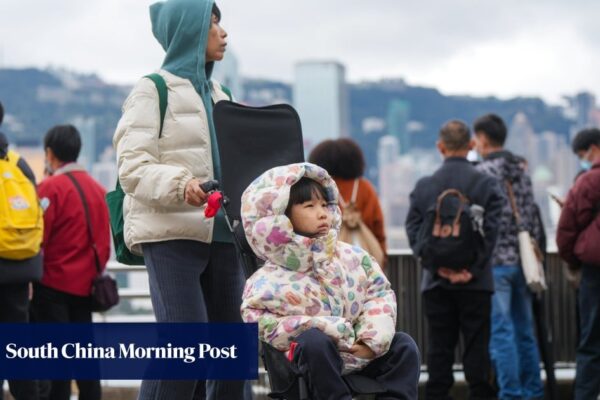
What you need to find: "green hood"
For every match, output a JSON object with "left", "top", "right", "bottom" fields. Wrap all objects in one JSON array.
[
  {"left": 149, "top": 0, "right": 222, "bottom": 179},
  {"left": 150, "top": 0, "right": 232, "bottom": 243},
  {"left": 150, "top": 0, "right": 215, "bottom": 89}
]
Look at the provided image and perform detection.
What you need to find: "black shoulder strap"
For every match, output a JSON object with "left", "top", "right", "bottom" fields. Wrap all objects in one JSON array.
[{"left": 65, "top": 173, "right": 102, "bottom": 275}]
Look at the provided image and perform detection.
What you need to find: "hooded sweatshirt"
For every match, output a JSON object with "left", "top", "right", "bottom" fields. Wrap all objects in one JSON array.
[
  {"left": 476, "top": 151, "right": 542, "bottom": 267},
  {"left": 114, "top": 0, "right": 232, "bottom": 253},
  {"left": 240, "top": 163, "right": 396, "bottom": 373}
]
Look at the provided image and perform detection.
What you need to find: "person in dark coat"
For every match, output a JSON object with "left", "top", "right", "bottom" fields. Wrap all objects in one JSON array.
[
  {"left": 406, "top": 120, "right": 504, "bottom": 400},
  {"left": 0, "top": 101, "right": 42, "bottom": 400},
  {"left": 556, "top": 128, "right": 600, "bottom": 400}
]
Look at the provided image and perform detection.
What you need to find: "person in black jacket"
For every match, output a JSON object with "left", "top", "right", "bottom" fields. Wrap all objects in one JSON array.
[
  {"left": 0, "top": 102, "right": 42, "bottom": 400},
  {"left": 406, "top": 120, "right": 504, "bottom": 400}
]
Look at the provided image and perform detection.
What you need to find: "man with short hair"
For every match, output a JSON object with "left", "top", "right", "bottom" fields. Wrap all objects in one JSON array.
[
  {"left": 406, "top": 120, "right": 504, "bottom": 400},
  {"left": 30, "top": 124, "right": 110, "bottom": 400},
  {"left": 473, "top": 114, "right": 544, "bottom": 400},
  {"left": 557, "top": 128, "right": 600, "bottom": 400}
]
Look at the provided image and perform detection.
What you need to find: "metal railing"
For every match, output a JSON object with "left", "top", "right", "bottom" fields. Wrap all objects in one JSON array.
[
  {"left": 101, "top": 251, "right": 578, "bottom": 398},
  {"left": 104, "top": 251, "right": 578, "bottom": 363},
  {"left": 385, "top": 250, "right": 578, "bottom": 366}
]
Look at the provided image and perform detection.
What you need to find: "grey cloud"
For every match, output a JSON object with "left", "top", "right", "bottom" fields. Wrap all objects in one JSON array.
[{"left": 1, "top": 0, "right": 599, "bottom": 100}]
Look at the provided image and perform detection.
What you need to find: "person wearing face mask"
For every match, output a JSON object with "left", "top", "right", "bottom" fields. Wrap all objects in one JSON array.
[
  {"left": 31, "top": 124, "right": 111, "bottom": 400},
  {"left": 472, "top": 113, "right": 545, "bottom": 400},
  {"left": 556, "top": 128, "right": 600, "bottom": 400},
  {"left": 113, "top": 1, "right": 251, "bottom": 399}
]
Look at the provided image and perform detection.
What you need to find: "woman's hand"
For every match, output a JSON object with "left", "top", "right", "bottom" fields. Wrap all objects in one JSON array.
[
  {"left": 184, "top": 178, "right": 208, "bottom": 207},
  {"left": 349, "top": 341, "right": 376, "bottom": 360}
]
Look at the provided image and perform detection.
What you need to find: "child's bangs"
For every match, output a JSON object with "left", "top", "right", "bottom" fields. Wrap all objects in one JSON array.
[{"left": 288, "top": 177, "right": 329, "bottom": 206}]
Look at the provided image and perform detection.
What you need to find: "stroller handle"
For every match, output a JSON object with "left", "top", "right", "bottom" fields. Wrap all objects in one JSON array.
[{"left": 200, "top": 180, "right": 220, "bottom": 193}]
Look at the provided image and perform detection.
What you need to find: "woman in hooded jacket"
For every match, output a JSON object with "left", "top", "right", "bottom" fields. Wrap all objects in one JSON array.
[
  {"left": 241, "top": 163, "right": 420, "bottom": 400},
  {"left": 113, "top": 1, "right": 249, "bottom": 399}
]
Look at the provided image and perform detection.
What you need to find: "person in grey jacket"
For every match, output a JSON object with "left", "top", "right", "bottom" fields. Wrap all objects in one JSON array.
[
  {"left": 406, "top": 120, "right": 504, "bottom": 400},
  {"left": 474, "top": 113, "right": 544, "bottom": 400},
  {"left": 0, "top": 102, "right": 42, "bottom": 400}
]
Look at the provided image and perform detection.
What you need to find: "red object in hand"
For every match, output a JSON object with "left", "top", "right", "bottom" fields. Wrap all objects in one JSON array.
[
  {"left": 287, "top": 341, "right": 298, "bottom": 362},
  {"left": 204, "top": 191, "right": 222, "bottom": 218}
]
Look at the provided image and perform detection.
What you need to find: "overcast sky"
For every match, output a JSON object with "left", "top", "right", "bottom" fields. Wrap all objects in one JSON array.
[{"left": 1, "top": 0, "right": 599, "bottom": 104}]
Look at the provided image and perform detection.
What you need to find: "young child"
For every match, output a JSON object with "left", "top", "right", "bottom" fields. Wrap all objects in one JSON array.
[{"left": 241, "top": 163, "right": 419, "bottom": 400}]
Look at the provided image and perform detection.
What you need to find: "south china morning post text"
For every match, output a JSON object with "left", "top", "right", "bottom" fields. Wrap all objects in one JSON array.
[
  {"left": 0, "top": 323, "right": 258, "bottom": 380},
  {"left": 5, "top": 342, "right": 239, "bottom": 364}
]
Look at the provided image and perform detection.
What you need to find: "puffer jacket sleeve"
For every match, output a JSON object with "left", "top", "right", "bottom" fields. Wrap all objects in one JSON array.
[
  {"left": 353, "top": 255, "right": 397, "bottom": 357},
  {"left": 113, "top": 79, "right": 194, "bottom": 206},
  {"left": 557, "top": 174, "right": 600, "bottom": 267},
  {"left": 241, "top": 271, "right": 355, "bottom": 352}
]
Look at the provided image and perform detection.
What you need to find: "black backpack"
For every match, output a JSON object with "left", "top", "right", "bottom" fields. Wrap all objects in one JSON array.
[{"left": 416, "top": 187, "right": 485, "bottom": 271}]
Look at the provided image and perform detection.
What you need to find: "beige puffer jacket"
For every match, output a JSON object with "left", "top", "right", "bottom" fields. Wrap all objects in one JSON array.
[{"left": 113, "top": 69, "right": 230, "bottom": 255}]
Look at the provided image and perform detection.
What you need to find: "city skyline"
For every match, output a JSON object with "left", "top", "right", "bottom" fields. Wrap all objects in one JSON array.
[{"left": 2, "top": 1, "right": 600, "bottom": 104}]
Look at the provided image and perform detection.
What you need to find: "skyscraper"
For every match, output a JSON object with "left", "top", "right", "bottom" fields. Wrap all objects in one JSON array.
[
  {"left": 293, "top": 61, "right": 349, "bottom": 152},
  {"left": 71, "top": 116, "right": 96, "bottom": 171},
  {"left": 386, "top": 99, "right": 411, "bottom": 154},
  {"left": 212, "top": 49, "right": 243, "bottom": 100}
]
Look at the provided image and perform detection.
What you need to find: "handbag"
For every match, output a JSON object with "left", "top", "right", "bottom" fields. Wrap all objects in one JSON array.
[
  {"left": 338, "top": 179, "right": 385, "bottom": 267},
  {"left": 506, "top": 181, "right": 547, "bottom": 294},
  {"left": 66, "top": 173, "right": 120, "bottom": 312}
]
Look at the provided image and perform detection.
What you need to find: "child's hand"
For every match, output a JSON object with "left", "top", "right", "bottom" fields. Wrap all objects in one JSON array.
[{"left": 350, "top": 341, "right": 376, "bottom": 360}]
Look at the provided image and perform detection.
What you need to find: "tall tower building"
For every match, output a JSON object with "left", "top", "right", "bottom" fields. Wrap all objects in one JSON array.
[
  {"left": 212, "top": 49, "right": 243, "bottom": 100},
  {"left": 293, "top": 61, "right": 349, "bottom": 152},
  {"left": 507, "top": 112, "right": 537, "bottom": 165},
  {"left": 386, "top": 100, "right": 411, "bottom": 154},
  {"left": 71, "top": 116, "right": 96, "bottom": 171}
]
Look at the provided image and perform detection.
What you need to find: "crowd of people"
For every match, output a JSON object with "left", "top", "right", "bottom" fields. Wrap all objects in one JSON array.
[
  {"left": 1, "top": 109, "right": 110, "bottom": 399},
  {"left": 406, "top": 116, "right": 600, "bottom": 400},
  {"left": 1, "top": 0, "right": 599, "bottom": 399}
]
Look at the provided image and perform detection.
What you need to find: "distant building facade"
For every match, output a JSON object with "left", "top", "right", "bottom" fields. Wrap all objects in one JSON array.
[
  {"left": 293, "top": 61, "right": 349, "bottom": 152},
  {"left": 212, "top": 49, "right": 243, "bottom": 101}
]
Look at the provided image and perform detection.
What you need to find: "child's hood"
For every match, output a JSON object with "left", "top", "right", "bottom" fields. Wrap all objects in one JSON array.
[{"left": 241, "top": 163, "right": 342, "bottom": 271}]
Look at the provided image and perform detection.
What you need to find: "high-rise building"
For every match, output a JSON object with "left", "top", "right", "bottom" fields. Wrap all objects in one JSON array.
[
  {"left": 212, "top": 49, "right": 243, "bottom": 100},
  {"left": 386, "top": 100, "right": 411, "bottom": 154},
  {"left": 567, "top": 92, "right": 596, "bottom": 132},
  {"left": 293, "top": 61, "right": 349, "bottom": 152},
  {"left": 507, "top": 112, "right": 538, "bottom": 165},
  {"left": 71, "top": 116, "right": 96, "bottom": 171}
]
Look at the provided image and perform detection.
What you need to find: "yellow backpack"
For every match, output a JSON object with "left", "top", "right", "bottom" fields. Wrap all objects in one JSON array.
[{"left": 0, "top": 150, "right": 43, "bottom": 260}]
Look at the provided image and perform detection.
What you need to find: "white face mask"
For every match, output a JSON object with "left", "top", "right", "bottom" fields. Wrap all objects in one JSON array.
[{"left": 44, "top": 158, "right": 54, "bottom": 176}]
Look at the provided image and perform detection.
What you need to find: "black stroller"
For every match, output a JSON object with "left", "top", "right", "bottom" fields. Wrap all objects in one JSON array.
[{"left": 211, "top": 101, "right": 388, "bottom": 400}]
